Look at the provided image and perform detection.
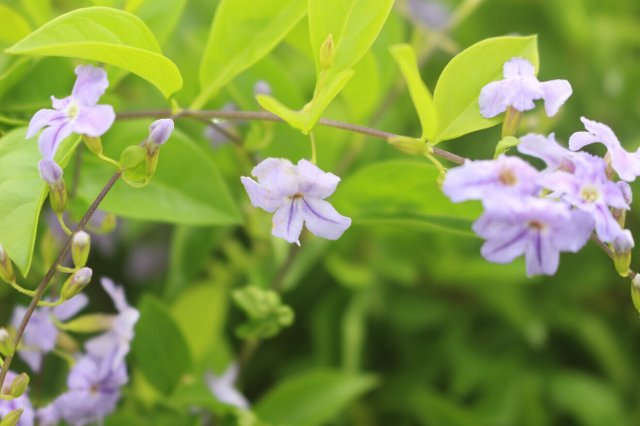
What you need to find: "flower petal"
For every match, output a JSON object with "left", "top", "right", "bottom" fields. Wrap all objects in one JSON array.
[
  {"left": 252, "top": 158, "right": 299, "bottom": 197},
  {"left": 272, "top": 199, "right": 304, "bottom": 244},
  {"left": 72, "top": 65, "right": 109, "bottom": 106},
  {"left": 592, "top": 203, "right": 623, "bottom": 242},
  {"left": 38, "top": 120, "right": 74, "bottom": 160},
  {"left": 503, "top": 58, "right": 536, "bottom": 78},
  {"left": 240, "top": 177, "right": 284, "bottom": 212},
  {"left": 73, "top": 104, "right": 116, "bottom": 137},
  {"left": 541, "top": 79, "right": 572, "bottom": 116},
  {"left": 27, "top": 108, "right": 67, "bottom": 139},
  {"left": 53, "top": 293, "right": 88, "bottom": 321},
  {"left": 479, "top": 81, "right": 507, "bottom": 118},
  {"left": 301, "top": 197, "right": 351, "bottom": 240},
  {"left": 479, "top": 224, "right": 528, "bottom": 264},
  {"left": 296, "top": 159, "right": 340, "bottom": 199},
  {"left": 518, "top": 133, "right": 575, "bottom": 172},
  {"left": 524, "top": 231, "right": 559, "bottom": 276}
]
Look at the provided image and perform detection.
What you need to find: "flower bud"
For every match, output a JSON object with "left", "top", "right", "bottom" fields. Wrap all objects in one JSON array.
[
  {"left": 388, "top": 136, "right": 428, "bottom": 156},
  {"left": 61, "top": 267, "right": 93, "bottom": 300},
  {"left": 613, "top": 229, "right": 634, "bottom": 277},
  {"left": 9, "top": 373, "right": 28, "bottom": 398},
  {"left": 0, "top": 409, "right": 23, "bottom": 426},
  {"left": 319, "top": 33, "right": 335, "bottom": 70},
  {"left": 146, "top": 119, "right": 174, "bottom": 156},
  {"left": 254, "top": 80, "right": 272, "bottom": 96},
  {"left": 0, "top": 328, "right": 12, "bottom": 357},
  {"left": 39, "top": 160, "right": 67, "bottom": 214},
  {"left": 0, "top": 245, "right": 15, "bottom": 284},
  {"left": 82, "top": 135, "right": 103, "bottom": 154},
  {"left": 631, "top": 275, "right": 640, "bottom": 313},
  {"left": 617, "top": 181, "right": 633, "bottom": 205},
  {"left": 72, "top": 231, "right": 91, "bottom": 268},
  {"left": 38, "top": 160, "right": 63, "bottom": 185}
]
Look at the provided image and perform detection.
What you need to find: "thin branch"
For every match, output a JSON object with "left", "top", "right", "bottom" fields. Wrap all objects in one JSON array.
[{"left": 0, "top": 171, "right": 123, "bottom": 387}]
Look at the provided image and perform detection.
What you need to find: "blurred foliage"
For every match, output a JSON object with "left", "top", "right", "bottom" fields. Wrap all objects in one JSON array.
[{"left": 2, "top": 0, "right": 640, "bottom": 425}]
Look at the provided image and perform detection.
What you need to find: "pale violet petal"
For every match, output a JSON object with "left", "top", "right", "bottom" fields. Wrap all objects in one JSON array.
[
  {"left": 554, "top": 210, "right": 593, "bottom": 252},
  {"left": 518, "top": 133, "right": 575, "bottom": 172},
  {"left": 240, "top": 177, "right": 284, "bottom": 212},
  {"left": 478, "top": 81, "right": 507, "bottom": 118},
  {"left": 524, "top": 231, "right": 559, "bottom": 276},
  {"left": 592, "top": 203, "right": 623, "bottom": 243},
  {"left": 272, "top": 198, "right": 304, "bottom": 244},
  {"left": 72, "top": 65, "right": 109, "bottom": 106},
  {"left": 541, "top": 79, "right": 572, "bottom": 116},
  {"left": 301, "top": 197, "right": 351, "bottom": 240},
  {"left": 479, "top": 224, "right": 528, "bottom": 264},
  {"left": 38, "top": 120, "right": 74, "bottom": 160},
  {"left": 38, "top": 160, "right": 63, "bottom": 184},
  {"left": 503, "top": 58, "right": 536, "bottom": 78},
  {"left": 148, "top": 118, "right": 174, "bottom": 145},
  {"left": 252, "top": 157, "right": 299, "bottom": 197},
  {"left": 296, "top": 159, "right": 340, "bottom": 199},
  {"left": 503, "top": 77, "right": 544, "bottom": 112},
  {"left": 568, "top": 131, "right": 600, "bottom": 151},
  {"left": 608, "top": 146, "right": 640, "bottom": 182},
  {"left": 27, "top": 108, "right": 66, "bottom": 138},
  {"left": 53, "top": 293, "right": 88, "bottom": 321},
  {"left": 73, "top": 104, "right": 116, "bottom": 137},
  {"left": 101, "top": 278, "right": 128, "bottom": 313}
]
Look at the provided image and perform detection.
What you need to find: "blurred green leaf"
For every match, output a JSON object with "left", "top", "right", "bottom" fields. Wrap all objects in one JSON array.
[
  {"left": 133, "top": 296, "right": 194, "bottom": 394},
  {"left": 126, "top": 0, "right": 187, "bottom": 45},
  {"left": 410, "top": 387, "right": 480, "bottom": 426},
  {"left": 332, "top": 160, "right": 481, "bottom": 235},
  {"left": 390, "top": 44, "right": 438, "bottom": 140},
  {"left": 193, "top": 0, "right": 306, "bottom": 108},
  {"left": 76, "top": 121, "right": 241, "bottom": 225},
  {"left": 5, "top": 7, "right": 183, "bottom": 98},
  {"left": 233, "top": 285, "right": 294, "bottom": 340},
  {"left": 341, "top": 52, "right": 381, "bottom": 122},
  {"left": 432, "top": 35, "right": 538, "bottom": 143},
  {"left": 0, "top": 128, "right": 79, "bottom": 276},
  {"left": 0, "top": 5, "right": 32, "bottom": 98},
  {"left": 255, "top": 369, "right": 378, "bottom": 426}
]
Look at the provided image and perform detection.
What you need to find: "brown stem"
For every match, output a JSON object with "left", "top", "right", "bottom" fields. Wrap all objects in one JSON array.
[{"left": 0, "top": 171, "right": 123, "bottom": 387}]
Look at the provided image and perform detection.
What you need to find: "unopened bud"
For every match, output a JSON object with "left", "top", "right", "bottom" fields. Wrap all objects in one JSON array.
[
  {"left": 631, "top": 275, "right": 640, "bottom": 313},
  {"left": 319, "top": 34, "right": 335, "bottom": 70},
  {"left": 82, "top": 135, "right": 103, "bottom": 154},
  {"left": 254, "top": 80, "right": 272, "bottom": 96},
  {"left": 0, "top": 328, "right": 12, "bottom": 356},
  {"left": 72, "top": 231, "right": 91, "bottom": 268},
  {"left": 146, "top": 119, "right": 174, "bottom": 156},
  {"left": 618, "top": 181, "right": 633, "bottom": 205},
  {"left": 9, "top": 373, "right": 28, "bottom": 398},
  {"left": 38, "top": 160, "right": 63, "bottom": 185},
  {"left": 613, "top": 230, "right": 634, "bottom": 277},
  {"left": 389, "top": 136, "right": 428, "bottom": 155},
  {"left": 0, "top": 409, "right": 23, "bottom": 426},
  {"left": 0, "top": 245, "right": 15, "bottom": 284},
  {"left": 61, "top": 267, "right": 93, "bottom": 300},
  {"left": 40, "top": 160, "right": 67, "bottom": 214}
]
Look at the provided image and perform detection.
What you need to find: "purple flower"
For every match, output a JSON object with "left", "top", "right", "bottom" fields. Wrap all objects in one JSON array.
[
  {"left": 442, "top": 155, "right": 540, "bottom": 203},
  {"left": 37, "top": 351, "right": 127, "bottom": 426},
  {"left": 474, "top": 196, "right": 593, "bottom": 276},
  {"left": 0, "top": 372, "right": 35, "bottom": 426},
  {"left": 27, "top": 65, "right": 115, "bottom": 161},
  {"left": 479, "top": 58, "right": 572, "bottom": 118},
  {"left": 541, "top": 154, "right": 629, "bottom": 242},
  {"left": 518, "top": 133, "right": 577, "bottom": 173},
  {"left": 205, "top": 363, "right": 249, "bottom": 410},
  {"left": 241, "top": 158, "right": 352, "bottom": 245},
  {"left": 569, "top": 117, "right": 640, "bottom": 182},
  {"left": 148, "top": 118, "right": 174, "bottom": 146},
  {"left": 85, "top": 278, "right": 140, "bottom": 368},
  {"left": 11, "top": 295, "right": 88, "bottom": 372},
  {"left": 406, "top": 0, "right": 451, "bottom": 30}
]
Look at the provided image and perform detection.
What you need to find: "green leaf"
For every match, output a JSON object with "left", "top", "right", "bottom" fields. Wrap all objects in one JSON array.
[
  {"left": 132, "top": 296, "right": 193, "bottom": 395},
  {"left": 255, "top": 369, "right": 378, "bottom": 426},
  {"left": 259, "top": 0, "right": 394, "bottom": 133},
  {"left": 193, "top": 0, "right": 306, "bottom": 109},
  {"left": 0, "top": 5, "right": 31, "bottom": 45},
  {"left": 76, "top": 121, "right": 241, "bottom": 225},
  {"left": 0, "top": 129, "right": 79, "bottom": 276},
  {"left": 5, "top": 7, "right": 182, "bottom": 98},
  {"left": 332, "top": 161, "right": 481, "bottom": 235},
  {"left": 390, "top": 44, "right": 438, "bottom": 140},
  {"left": 432, "top": 35, "right": 538, "bottom": 143}
]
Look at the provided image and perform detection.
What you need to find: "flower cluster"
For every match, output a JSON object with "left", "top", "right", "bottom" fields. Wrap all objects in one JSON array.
[
  {"left": 443, "top": 58, "right": 636, "bottom": 276},
  {"left": 1, "top": 279, "right": 139, "bottom": 426}
]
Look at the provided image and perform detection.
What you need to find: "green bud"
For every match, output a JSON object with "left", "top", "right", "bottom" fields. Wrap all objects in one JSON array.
[
  {"left": 632, "top": 275, "right": 640, "bottom": 314},
  {"left": 71, "top": 231, "right": 91, "bottom": 268},
  {"left": 61, "top": 267, "right": 93, "bottom": 300},
  {"left": 82, "top": 135, "right": 103, "bottom": 155},
  {"left": 120, "top": 145, "right": 149, "bottom": 188},
  {"left": 49, "top": 179, "right": 68, "bottom": 214},
  {"left": 501, "top": 106, "right": 522, "bottom": 138},
  {"left": 0, "top": 409, "right": 23, "bottom": 426},
  {"left": 9, "top": 374, "right": 28, "bottom": 398},
  {"left": 388, "top": 136, "right": 428, "bottom": 156},
  {"left": 0, "top": 328, "right": 12, "bottom": 357},
  {"left": 613, "top": 230, "right": 634, "bottom": 277},
  {"left": 0, "top": 245, "right": 15, "bottom": 284},
  {"left": 319, "top": 33, "right": 335, "bottom": 70}
]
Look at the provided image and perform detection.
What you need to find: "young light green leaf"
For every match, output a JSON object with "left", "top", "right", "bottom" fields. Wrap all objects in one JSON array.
[
  {"left": 0, "top": 5, "right": 31, "bottom": 45},
  {"left": 76, "top": 121, "right": 240, "bottom": 225},
  {"left": 432, "top": 35, "right": 538, "bottom": 143},
  {"left": 193, "top": 0, "right": 306, "bottom": 109},
  {"left": 0, "top": 129, "right": 80, "bottom": 276},
  {"left": 390, "top": 44, "right": 438, "bottom": 140},
  {"left": 5, "top": 7, "right": 182, "bottom": 98},
  {"left": 255, "top": 369, "right": 378, "bottom": 426},
  {"left": 331, "top": 161, "right": 481, "bottom": 236},
  {"left": 132, "top": 297, "right": 193, "bottom": 395}
]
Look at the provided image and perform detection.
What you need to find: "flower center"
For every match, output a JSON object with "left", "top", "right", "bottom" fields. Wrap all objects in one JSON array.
[
  {"left": 291, "top": 193, "right": 304, "bottom": 200},
  {"left": 499, "top": 168, "right": 517, "bottom": 186},
  {"left": 65, "top": 101, "right": 80, "bottom": 119},
  {"left": 580, "top": 185, "right": 600, "bottom": 203},
  {"left": 528, "top": 220, "right": 546, "bottom": 231}
]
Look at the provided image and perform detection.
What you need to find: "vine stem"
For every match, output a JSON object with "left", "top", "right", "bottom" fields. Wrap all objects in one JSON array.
[
  {"left": 116, "top": 109, "right": 467, "bottom": 166},
  {"left": 0, "top": 171, "right": 123, "bottom": 388}
]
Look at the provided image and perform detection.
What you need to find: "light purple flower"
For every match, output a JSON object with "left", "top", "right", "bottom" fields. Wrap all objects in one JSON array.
[
  {"left": 148, "top": 118, "right": 174, "bottom": 146},
  {"left": 479, "top": 58, "right": 572, "bottom": 118},
  {"left": 569, "top": 117, "right": 640, "bottom": 182},
  {"left": 38, "top": 160, "right": 63, "bottom": 185},
  {"left": 0, "top": 371, "right": 35, "bottom": 426},
  {"left": 406, "top": 0, "right": 451, "bottom": 30},
  {"left": 85, "top": 278, "right": 140, "bottom": 368},
  {"left": 241, "top": 158, "right": 351, "bottom": 245},
  {"left": 442, "top": 155, "right": 540, "bottom": 203},
  {"left": 27, "top": 65, "right": 115, "bottom": 161},
  {"left": 205, "top": 363, "right": 249, "bottom": 410},
  {"left": 11, "top": 295, "right": 88, "bottom": 372},
  {"left": 541, "top": 154, "right": 628, "bottom": 242},
  {"left": 613, "top": 229, "right": 634, "bottom": 253},
  {"left": 474, "top": 196, "right": 593, "bottom": 276},
  {"left": 518, "top": 133, "right": 577, "bottom": 173},
  {"left": 37, "top": 351, "right": 127, "bottom": 426}
]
